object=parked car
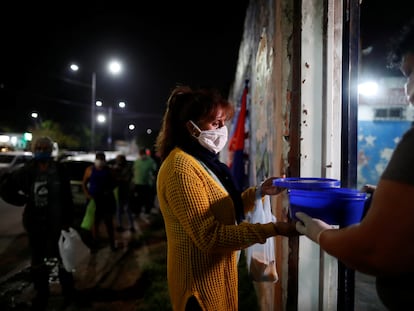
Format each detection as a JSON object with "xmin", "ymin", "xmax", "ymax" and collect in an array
[
  {"xmin": 61, "ymin": 158, "xmax": 93, "ymax": 210},
  {"xmin": 0, "ymin": 151, "xmax": 33, "ymax": 178}
]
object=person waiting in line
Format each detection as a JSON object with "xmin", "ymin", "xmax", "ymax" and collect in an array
[
  {"xmin": 295, "ymin": 19, "xmax": 414, "ymax": 310},
  {"xmin": 0, "ymin": 136, "xmax": 77, "ymax": 310},
  {"xmin": 112, "ymin": 154, "xmax": 136, "ymax": 233},
  {"xmin": 82, "ymin": 151, "xmax": 118, "ymax": 251},
  {"xmin": 155, "ymin": 85, "xmax": 298, "ymax": 311},
  {"xmin": 131, "ymin": 147, "xmax": 157, "ymax": 222}
]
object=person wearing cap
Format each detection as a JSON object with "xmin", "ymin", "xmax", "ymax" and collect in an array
[{"xmin": 0, "ymin": 136, "xmax": 76, "ymax": 310}]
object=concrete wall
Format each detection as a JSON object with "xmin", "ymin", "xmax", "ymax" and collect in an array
[
  {"xmin": 228, "ymin": 0, "xmax": 345, "ymax": 310},
  {"xmin": 228, "ymin": 0, "xmax": 295, "ymax": 309}
]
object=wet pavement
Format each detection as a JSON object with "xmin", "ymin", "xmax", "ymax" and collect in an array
[
  {"xmin": 0, "ymin": 208, "xmax": 164, "ymax": 311},
  {"xmin": 0, "ymin": 200, "xmax": 388, "ymax": 311}
]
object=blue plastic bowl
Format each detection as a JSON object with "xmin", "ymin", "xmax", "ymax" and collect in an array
[
  {"xmin": 273, "ymin": 177, "xmax": 341, "ymax": 190},
  {"xmin": 289, "ymin": 188, "xmax": 367, "ymax": 226}
]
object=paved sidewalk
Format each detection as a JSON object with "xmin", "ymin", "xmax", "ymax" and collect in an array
[
  {"xmin": 0, "ymin": 213, "xmax": 159, "ymax": 311},
  {"xmin": 0, "ymin": 204, "xmax": 387, "ymax": 310}
]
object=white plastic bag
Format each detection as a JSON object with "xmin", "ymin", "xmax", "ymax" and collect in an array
[
  {"xmin": 58, "ymin": 227, "xmax": 91, "ymax": 272},
  {"xmin": 245, "ymin": 195, "xmax": 278, "ymax": 282}
]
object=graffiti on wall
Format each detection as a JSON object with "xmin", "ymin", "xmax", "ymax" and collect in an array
[{"xmin": 251, "ymin": 27, "xmax": 275, "ymax": 183}]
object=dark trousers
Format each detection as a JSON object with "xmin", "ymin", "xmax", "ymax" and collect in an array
[
  {"xmin": 116, "ymin": 186, "xmax": 134, "ymax": 228},
  {"xmin": 131, "ymin": 184, "xmax": 154, "ymax": 214},
  {"xmin": 28, "ymin": 232, "xmax": 75, "ymax": 302},
  {"xmin": 93, "ymin": 194, "xmax": 116, "ymax": 249}
]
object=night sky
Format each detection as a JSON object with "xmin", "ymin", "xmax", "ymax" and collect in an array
[
  {"xmin": 0, "ymin": 0, "xmax": 411, "ymax": 144},
  {"xmin": 0, "ymin": 0, "xmax": 249, "ymax": 140}
]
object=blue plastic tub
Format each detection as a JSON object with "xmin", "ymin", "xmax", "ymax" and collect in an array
[
  {"xmin": 288, "ymin": 188, "xmax": 367, "ymax": 227},
  {"xmin": 273, "ymin": 177, "xmax": 341, "ymax": 190}
]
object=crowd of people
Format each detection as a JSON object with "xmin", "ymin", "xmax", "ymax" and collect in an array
[
  {"xmin": 0, "ymin": 140, "xmax": 159, "ymax": 310},
  {"xmin": 80, "ymin": 148, "xmax": 159, "ymax": 252}
]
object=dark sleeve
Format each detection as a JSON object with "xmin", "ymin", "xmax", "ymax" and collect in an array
[
  {"xmin": 0, "ymin": 167, "xmax": 29, "ymax": 206},
  {"xmin": 57, "ymin": 162, "xmax": 75, "ymax": 224},
  {"xmin": 108, "ymin": 166, "xmax": 117, "ymax": 190}
]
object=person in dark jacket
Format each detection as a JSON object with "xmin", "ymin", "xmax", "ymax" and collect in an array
[
  {"xmin": 113, "ymin": 154, "xmax": 135, "ymax": 232},
  {"xmin": 0, "ymin": 136, "xmax": 76, "ymax": 310}
]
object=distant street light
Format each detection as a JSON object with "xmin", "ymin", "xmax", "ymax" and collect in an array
[
  {"xmin": 96, "ymin": 113, "xmax": 106, "ymax": 123},
  {"xmin": 31, "ymin": 112, "xmax": 39, "ymax": 119},
  {"xmin": 358, "ymin": 81, "xmax": 379, "ymax": 97},
  {"xmin": 91, "ymin": 72, "xmax": 96, "ymax": 151},
  {"xmin": 95, "ymin": 100, "xmax": 126, "ymax": 149},
  {"xmin": 124, "ymin": 123, "xmax": 136, "ymax": 143},
  {"xmin": 69, "ymin": 59, "xmax": 123, "ymax": 151},
  {"xmin": 31, "ymin": 111, "xmax": 42, "ymax": 128}
]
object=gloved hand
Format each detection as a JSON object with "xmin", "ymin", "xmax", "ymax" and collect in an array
[{"xmin": 295, "ymin": 212, "xmax": 332, "ymax": 244}]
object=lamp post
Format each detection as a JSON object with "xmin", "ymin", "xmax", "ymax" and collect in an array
[
  {"xmin": 96, "ymin": 101, "xmax": 126, "ymax": 150},
  {"xmin": 31, "ymin": 111, "xmax": 42, "ymax": 129},
  {"xmin": 91, "ymin": 72, "xmax": 96, "ymax": 151},
  {"xmin": 108, "ymin": 106, "xmax": 113, "ymax": 148},
  {"xmin": 69, "ymin": 60, "xmax": 123, "ymax": 151},
  {"xmin": 124, "ymin": 123, "xmax": 135, "ymax": 141}
]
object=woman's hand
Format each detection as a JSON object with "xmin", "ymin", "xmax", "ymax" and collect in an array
[
  {"xmin": 260, "ymin": 176, "xmax": 286, "ymax": 196},
  {"xmin": 274, "ymin": 221, "xmax": 300, "ymax": 237},
  {"xmin": 360, "ymin": 184, "xmax": 376, "ymax": 194}
]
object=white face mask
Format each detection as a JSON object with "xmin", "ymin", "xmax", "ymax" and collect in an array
[
  {"xmin": 94, "ymin": 159, "xmax": 104, "ymax": 168},
  {"xmin": 189, "ymin": 120, "xmax": 228, "ymax": 154}
]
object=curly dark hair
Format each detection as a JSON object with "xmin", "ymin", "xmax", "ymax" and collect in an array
[
  {"xmin": 155, "ymin": 85, "xmax": 234, "ymax": 161},
  {"xmin": 387, "ymin": 19, "xmax": 414, "ymax": 69}
]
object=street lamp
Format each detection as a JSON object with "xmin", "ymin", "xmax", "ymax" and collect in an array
[
  {"xmin": 69, "ymin": 60, "xmax": 123, "ymax": 151},
  {"xmin": 125, "ymin": 124, "xmax": 135, "ymax": 140},
  {"xmin": 31, "ymin": 111, "xmax": 42, "ymax": 129},
  {"xmin": 95, "ymin": 101, "xmax": 126, "ymax": 150},
  {"xmin": 91, "ymin": 72, "xmax": 96, "ymax": 151}
]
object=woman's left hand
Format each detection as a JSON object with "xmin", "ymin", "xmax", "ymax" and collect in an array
[{"xmin": 260, "ymin": 176, "xmax": 286, "ymax": 196}]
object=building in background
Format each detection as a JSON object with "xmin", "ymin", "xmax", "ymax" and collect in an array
[
  {"xmin": 357, "ymin": 77, "xmax": 412, "ymax": 188},
  {"xmin": 0, "ymin": 132, "xmax": 32, "ymax": 152}
]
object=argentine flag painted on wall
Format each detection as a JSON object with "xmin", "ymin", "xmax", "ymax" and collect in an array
[{"xmin": 228, "ymin": 81, "xmax": 249, "ymax": 191}]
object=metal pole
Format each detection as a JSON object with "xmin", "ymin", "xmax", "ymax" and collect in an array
[
  {"xmin": 107, "ymin": 106, "xmax": 113, "ymax": 150},
  {"xmin": 91, "ymin": 72, "xmax": 96, "ymax": 151},
  {"xmin": 338, "ymin": 0, "xmax": 360, "ymax": 310}
]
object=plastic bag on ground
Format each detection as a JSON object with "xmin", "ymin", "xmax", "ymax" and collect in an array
[{"xmin": 58, "ymin": 227, "xmax": 91, "ymax": 272}]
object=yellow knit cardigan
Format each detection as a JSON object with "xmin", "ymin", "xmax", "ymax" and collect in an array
[{"xmin": 156, "ymin": 147, "xmax": 277, "ymax": 311}]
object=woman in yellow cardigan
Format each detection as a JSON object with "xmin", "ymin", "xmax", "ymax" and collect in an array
[{"xmin": 155, "ymin": 85, "xmax": 297, "ymax": 311}]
